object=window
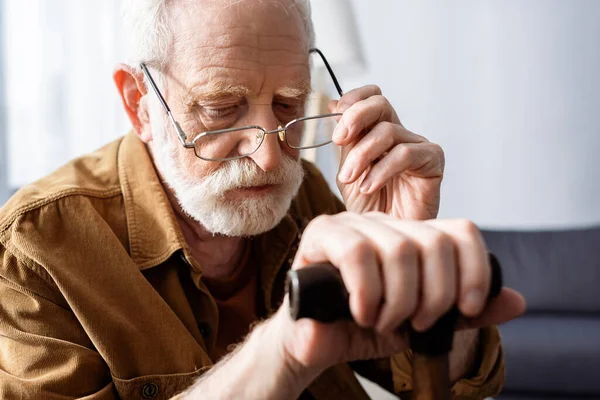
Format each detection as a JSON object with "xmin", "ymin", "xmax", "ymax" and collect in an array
[
  {"xmin": 1, "ymin": 0, "xmax": 129, "ymax": 198},
  {"xmin": 0, "ymin": 0, "xmax": 8, "ymax": 205}
]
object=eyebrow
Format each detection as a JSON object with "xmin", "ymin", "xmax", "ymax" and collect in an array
[
  {"xmin": 275, "ymin": 81, "xmax": 312, "ymax": 100},
  {"xmin": 184, "ymin": 80, "xmax": 312, "ymax": 104},
  {"xmin": 184, "ymin": 83, "xmax": 252, "ymax": 104}
]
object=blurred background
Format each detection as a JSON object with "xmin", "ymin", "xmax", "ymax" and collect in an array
[
  {"xmin": 1, "ymin": 0, "xmax": 599, "ymax": 229},
  {"xmin": 1, "ymin": 1, "xmax": 599, "ymax": 399}
]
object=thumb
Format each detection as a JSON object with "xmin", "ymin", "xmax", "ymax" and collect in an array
[
  {"xmin": 327, "ymin": 99, "xmax": 340, "ymax": 114},
  {"xmin": 457, "ymin": 288, "xmax": 526, "ymax": 330}
]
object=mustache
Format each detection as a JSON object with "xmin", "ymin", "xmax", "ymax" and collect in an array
[{"xmin": 204, "ymin": 155, "xmax": 303, "ymax": 193}]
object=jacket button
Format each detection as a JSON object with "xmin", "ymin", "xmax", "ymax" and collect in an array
[
  {"xmin": 141, "ymin": 383, "xmax": 159, "ymax": 398},
  {"xmin": 198, "ymin": 322, "xmax": 211, "ymax": 338}
]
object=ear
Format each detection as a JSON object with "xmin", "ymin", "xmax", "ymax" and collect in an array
[{"xmin": 114, "ymin": 64, "xmax": 153, "ymax": 143}]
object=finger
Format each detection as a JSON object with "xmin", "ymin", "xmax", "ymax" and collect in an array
[
  {"xmin": 327, "ymin": 99, "xmax": 339, "ymax": 114},
  {"xmin": 457, "ymin": 288, "xmax": 526, "ymax": 330},
  {"xmin": 333, "ymin": 95, "xmax": 398, "ymax": 145},
  {"xmin": 293, "ymin": 214, "xmax": 383, "ymax": 328},
  {"xmin": 369, "ymin": 216, "xmax": 458, "ymax": 332},
  {"xmin": 338, "ymin": 122, "xmax": 426, "ymax": 184},
  {"xmin": 425, "ymin": 219, "xmax": 491, "ymax": 317},
  {"xmin": 334, "ymin": 85, "xmax": 383, "ymax": 114},
  {"xmin": 358, "ymin": 142, "xmax": 445, "ymax": 194},
  {"xmin": 339, "ymin": 213, "xmax": 420, "ymax": 334}
]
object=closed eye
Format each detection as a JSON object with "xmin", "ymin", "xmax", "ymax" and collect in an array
[
  {"xmin": 203, "ymin": 105, "xmax": 239, "ymax": 119},
  {"xmin": 273, "ymin": 101, "xmax": 302, "ymax": 116}
]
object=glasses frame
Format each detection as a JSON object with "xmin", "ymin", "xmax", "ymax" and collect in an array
[{"xmin": 140, "ymin": 48, "xmax": 345, "ymax": 161}]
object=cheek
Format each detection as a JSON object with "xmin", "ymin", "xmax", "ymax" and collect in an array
[
  {"xmin": 175, "ymin": 144, "xmax": 221, "ymax": 178},
  {"xmin": 283, "ymin": 146, "xmax": 301, "ymax": 160}
]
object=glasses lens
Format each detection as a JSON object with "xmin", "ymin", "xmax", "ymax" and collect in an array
[
  {"xmin": 193, "ymin": 128, "xmax": 265, "ymax": 160},
  {"xmin": 285, "ymin": 115, "xmax": 338, "ymax": 149}
]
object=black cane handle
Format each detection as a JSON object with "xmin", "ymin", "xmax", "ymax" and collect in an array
[{"xmin": 286, "ymin": 253, "xmax": 503, "ymax": 356}]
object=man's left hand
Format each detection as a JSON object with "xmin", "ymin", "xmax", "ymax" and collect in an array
[{"xmin": 330, "ymin": 85, "xmax": 444, "ymax": 220}]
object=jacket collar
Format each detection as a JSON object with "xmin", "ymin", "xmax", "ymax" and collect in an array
[
  {"xmin": 117, "ymin": 131, "xmax": 300, "ymax": 278},
  {"xmin": 118, "ymin": 132, "xmax": 187, "ymax": 270}
]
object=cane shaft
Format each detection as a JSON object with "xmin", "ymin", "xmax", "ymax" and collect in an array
[{"xmin": 412, "ymin": 354, "xmax": 451, "ymax": 400}]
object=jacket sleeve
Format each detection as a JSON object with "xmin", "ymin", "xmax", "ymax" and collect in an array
[
  {"xmin": 391, "ymin": 326, "xmax": 505, "ymax": 399},
  {"xmin": 0, "ymin": 244, "xmax": 118, "ymax": 399}
]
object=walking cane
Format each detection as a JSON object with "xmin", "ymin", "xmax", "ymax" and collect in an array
[{"xmin": 286, "ymin": 254, "xmax": 503, "ymax": 400}]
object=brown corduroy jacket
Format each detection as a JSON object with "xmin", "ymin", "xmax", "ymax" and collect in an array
[{"xmin": 0, "ymin": 132, "xmax": 504, "ymax": 399}]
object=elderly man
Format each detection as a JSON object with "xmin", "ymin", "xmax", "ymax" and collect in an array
[{"xmin": 0, "ymin": 0, "xmax": 524, "ymax": 399}]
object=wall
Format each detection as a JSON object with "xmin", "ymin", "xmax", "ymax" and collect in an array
[
  {"xmin": 2, "ymin": 0, "xmax": 128, "ymax": 189},
  {"xmin": 336, "ymin": 0, "xmax": 600, "ymax": 229},
  {"xmin": 0, "ymin": 0, "xmax": 8, "ymax": 205}
]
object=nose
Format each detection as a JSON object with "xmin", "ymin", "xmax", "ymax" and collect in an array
[{"xmin": 247, "ymin": 113, "xmax": 285, "ymax": 172}]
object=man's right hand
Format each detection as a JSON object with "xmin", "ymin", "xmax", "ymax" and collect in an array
[{"xmin": 268, "ymin": 212, "xmax": 525, "ymax": 378}]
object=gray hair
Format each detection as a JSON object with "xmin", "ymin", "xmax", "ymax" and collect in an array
[{"xmin": 121, "ymin": 0, "xmax": 315, "ymax": 69}]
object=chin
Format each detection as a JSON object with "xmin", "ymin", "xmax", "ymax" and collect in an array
[
  {"xmin": 150, "ymin": 127, "xmax": 306, "ymax": 237},
  {"xmin": 178, "ymin": 181, "xmax": 302, "ymax": 237}
]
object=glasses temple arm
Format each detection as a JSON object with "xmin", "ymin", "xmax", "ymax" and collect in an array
[
  {"xmin": 140, "ymin": 63, "xmax": 190, "ymax": 144},
  {"xmin": 140, "ymin": 63, "xmax": 172, "ymax": 113},
  {"xmin": 310, "ymin": 48, "xmax": 344, "ymax": 97}
]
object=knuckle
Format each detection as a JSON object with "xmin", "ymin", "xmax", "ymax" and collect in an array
[
  {"xmin": 423, "ymin": 290, "xmax": 454, "ymax": 317},
  {"xmin": 371, "ymin": 131, "xmax": 395, "ymax": 156},
  {"xmin": 348, "ymin": 238, "xmax": 374, "ymax": 260},
  {"xmin": 373, "ymin": 94, "xmax": 388, "ymax": 107},
  {"xmin": 434, "ymin": 143, "xmax": 445, "ymax": 160},
  {"xmin": 430, "ymin": 143, "xmax": 446, "ymax": 172},
  {"xmin": 343, "ymin": 115, "xmax": 363, "ymax": 135},
  {"xmin": 389, "ymin": 238, "xmax": 418, "ymax": 261},
  {"xmin": 376, "ymin": 160, "xmax": 395, "ymax": 181},
  {"xmin": 469, "ymin": 279, "xmax": 488, "ymax": 294},
  {"xmin": 422, "ymin": 231, "xmax": 453, "ymax": 254},
  {"xmin": 397, "ymin": 143, "xmax": 413, "ymax": 159},
  {"xmin": 380, "ymin": 120, "xmax": 396, "ymax": 133},
  {"xmin": 308, "ymin": 214, "xmax": 333, "ymax": 230},
  {"xmin": 453, "ymin": 219, "xmax": 481, "ymax": 238},
  {"xmin": 368, "ymin": 85, "xmax": 383, "ymax": 95},
  {"xmin": 378, "ymin": 122, "xmax": 397, "ymax": 144},
  {"xmin": 373, "ymin": 96, "xmax": 393, "ymax": 120},
  {"xmin": 352, "ymin": 145, "xmax": 370, "ymax": 161},
  {"xmin": 337, "ymin": 101, "xmax": 351, "ymax": 110},
  {"xmin": 337, "ymin": 101, "xmax": 350, "ymax": 112}
]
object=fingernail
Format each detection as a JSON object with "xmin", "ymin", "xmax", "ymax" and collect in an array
[
  {"xmin": 359, "ymin": 180, "xmax": 371, "ymax": 193},
  {"xmin": 412, "ymin": 317, "xmax": 433, "ymax": 332},
  {"xmin": 333, "ymin": 120, "xmax": 347, "ymax": 141},
  {"xmin": 462, "ymin": 289, "xmax": 484, "ymax": 316},
  {"xmin": 339, "ymin": 167, "xmax": 353, "ymax": 182}
]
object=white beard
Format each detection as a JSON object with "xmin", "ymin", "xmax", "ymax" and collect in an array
[{"xmin": 147, "ymin": 100, "xmax": 305, "ymax": 237}]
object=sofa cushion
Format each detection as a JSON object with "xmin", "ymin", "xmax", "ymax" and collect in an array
[
  {"xmin": 499, "ymin": 315, "xmax": 600, "ymax": 394},
  {"xmin": 482, "ymin": 227, "xmax": 600, "ymax": 312}
]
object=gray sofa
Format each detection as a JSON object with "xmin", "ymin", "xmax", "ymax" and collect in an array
[{"xmin": 481, "ymin": 227, "xmax": 600, "ymax": 399}]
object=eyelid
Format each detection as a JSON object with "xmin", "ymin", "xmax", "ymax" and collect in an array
[
  {"xmin": 274, "ymin": 95, "xmax": 306, "ymax": 104},
  {"xmin": 199, "ymin": 99, "xmax": 243, "ymax": 108},
  {"xmin": 203, "ymin": 104, "xmax": 238, "ymax": 110},
  {"xmin": 203, "ymin": 105, "xmax": 238, "ymax": 116}
]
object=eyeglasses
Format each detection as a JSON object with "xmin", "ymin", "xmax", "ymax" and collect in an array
[{"xmin": 141, "ymin": 48, "xmax": 345, "ymax": 161}]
